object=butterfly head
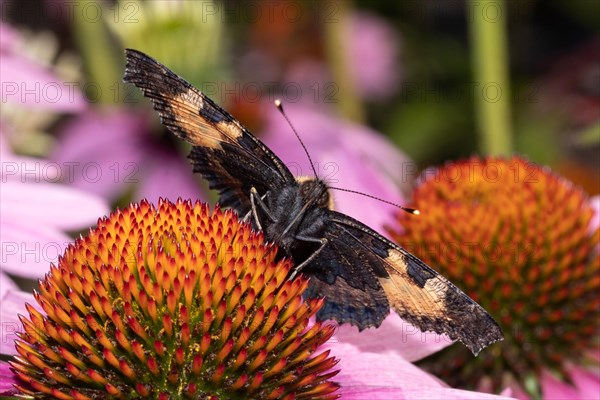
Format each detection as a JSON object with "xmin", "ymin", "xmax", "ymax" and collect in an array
[{"xmin": 296, "ymin": 177, "xmax": 334, "ymax": 210}]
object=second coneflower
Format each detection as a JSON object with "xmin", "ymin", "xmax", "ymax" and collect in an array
[
  {"xmin": 11, "ymin": 199, "xmax": 339, "ymax": 399},
  {"xmin": 388, "ymin": 156, "xmax": 599, "ymax": 399}
]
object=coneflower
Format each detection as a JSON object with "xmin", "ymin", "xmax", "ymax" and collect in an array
[
  {"xmin": 11, "ymin": 199, "xmax": 339, "ymax": 399},
  {"xmin": 388, "ymin": 156, "xmax": 599, "ymax": 398}
]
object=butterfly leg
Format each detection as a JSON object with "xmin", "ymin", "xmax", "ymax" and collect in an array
[
  {"xmin": 243, "ymin": 189, "xmax": 268, "ymax": 222},
  {"xmin": 250, "ymin": 187, "xmax": 276, "ymax": 231},
  {"xmin": 288, "ymin": 236, "xmax": 328, "ymax": 280}
]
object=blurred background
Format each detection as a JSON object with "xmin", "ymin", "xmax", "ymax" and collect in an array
[{"xmin": 2, "ymin": 0, "xmax": 598, "ymax": 211}]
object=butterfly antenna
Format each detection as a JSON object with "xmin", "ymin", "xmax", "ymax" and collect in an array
[
  {"xmin": 328, "ymin": 186, "xmax": 420, "ymax": 215},
  {"xmin": 274, "ymin": 99, "xmax": 319, "ymax": 178}
]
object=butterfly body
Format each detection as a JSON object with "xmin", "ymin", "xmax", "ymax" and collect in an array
[
  {"xmin": 263, "ymin": 179, "xmax": 325, "ymax": 244},
  {"xmin": 124, "ymin": 49, "xmax": 504, "ymax": 355}
]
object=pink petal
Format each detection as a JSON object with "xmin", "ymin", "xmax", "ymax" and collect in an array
[
  {"xmin": 0, "ymin": 272, "xmax": 18, "ymax": 297},
  {"xmin": 539, "ymin": 364, "xmax": 600, "ymax": 400},
  {"xmin": 333, "ymin": 312, "xmax": 452, "ymax": 362},
  {"xmin": 1, "ymin": 181, "xmax": 108, "ymax": 230},
  {"xmin": 134, "ymin": 150, "xmax": 202, "ymax": 206},
  {"xmin": 329, "ymin": 342, "xmax": 440, "ymax": 398},
  {"xmin": 540, "ymin": 369, "xmax": 580, "ymax": 399},
  {"xmin": 337, "ymin": 386, "xmax": 406, "ymax": 399},
  {"xmin": 1, "ymin": 152, "xmax": 52, "ymax": 178},
  {"xmin": 0, "ymin": 22, "xmax": 18, "ymax": 51},
  {"xmin": 1, "ymin": 147, "xmax": 108, "ymax": 279},
  {"xmin": 0, "ymin": 361, "xmax": 19, "ymax": 395},
  {"xmin": 0, "ymin": 217, "xmax": 71, "ymax": 278},
  {"xmin": 407, "ymin": 388, "xmax": 515, "ymax": 400},
  {"xmin": 568, "ymin": 364, "xmax": 600, "ymax": 400},
  {"xmin": 0, "ymin": 122, "xmax": 10, "ymax": 155},
  {"xmin": 0, "ymin": 290, "xmax": 35, "ymax": 356},
  {"xmin": 0, "ymin": 41, "xmax": 85, "ymax": 111},
  {"xmin": 53, "ymin": 107, "xmax": 200, "ymax": 204},
  {"xmin": 52, "ymin": 108, "xmax": 148, "ymax": 199},
  {"xmin": 328, "ymin": 340, "xmax": 512, "ymax": 399}
]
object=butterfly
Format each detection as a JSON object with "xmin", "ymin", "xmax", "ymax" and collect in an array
[{"xmin": 123, "ymin": 49, "xmax": 503, "ymax": 355}]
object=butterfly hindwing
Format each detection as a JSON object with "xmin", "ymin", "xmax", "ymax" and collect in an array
[
  {"xmin": 320, "ymin": 211, "xmax": 502, "ymax": 355},
  {"xmin": 302, "ymin": 219, "xmax": 392, "ymax": 328},
  {"xmin": 123, "ymin": 48, "xmax": 295, "ymax": 214}
]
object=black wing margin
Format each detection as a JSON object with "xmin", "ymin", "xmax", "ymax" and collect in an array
[
  {"xmin": 310, "ymin": 211, "xmax": 503, "ymax": 356},
  {"xmin": 123, "ymin": 49, "xmax": 295, "ymax": 214}
]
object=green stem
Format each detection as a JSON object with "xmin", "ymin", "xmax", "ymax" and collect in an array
[
  {"xmin": 323, "ymin": 0, "xmax": 365, "ymax": 123},
  {"xmin": 469, "ymin": 0, "xmax": 513, "ymax": 155},
  {"xmin": 73, "ymin": 0, "xmax": 121, "ymax": 105}
]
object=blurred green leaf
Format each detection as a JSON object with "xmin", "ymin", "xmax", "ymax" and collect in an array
[
  {"xmin": 573, "ymin": 122, "xmax": 600, "ymax": 147},
  {"xmin": 553, "ymin": 0, "xmax": 600, "ymax": 30},
  {"xmin": 107, "ymin": 0, "xmax": 228, "ymax": 87},
  {"xmin": 513, "ymin": 105, "xmax": 562, "ymax": 166},
  {"xmin": 385, "ymin": 97, "xmax": 476, "ymax": 166}
]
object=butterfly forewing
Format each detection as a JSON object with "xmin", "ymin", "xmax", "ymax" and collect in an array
[
  {"xmin": 124, "ymin": 49, "xmax": 504, "ymax": 355},
  {"xmin": 124, "ymin": 48, "xmax": 294, "ymax": 213}
]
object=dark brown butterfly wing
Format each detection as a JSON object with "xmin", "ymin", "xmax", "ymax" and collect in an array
[
  {"xmin": 306, "ymin": 210, "xmax": 503, "ymax": 355},
  {"xmin": 123, "ymin": 48, "xmax": 295, "ymax": 214}
]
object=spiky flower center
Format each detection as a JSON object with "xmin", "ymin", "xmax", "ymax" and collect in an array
[
  {"xmin": 388, "ymin": 157, "xmax": 599, "ymax": 396},
  {"xmin": 12, "ymin": 199, "xmax": 339, "ymax": 399}
]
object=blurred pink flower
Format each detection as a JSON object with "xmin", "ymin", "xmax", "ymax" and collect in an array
[
  {"xmin": 346, "ymin": 11, "xmax": 401, "ymax": 100},
  {"xmin": 260, "ymin": 103, "xmax": 412, "ymax": 234},
  {"xmin": 0, "ymin": 22, "xmax": 85, "ymax": 111},
  {"xmin": 504, "ymin": 363, "xmax": 600, "ymax": 400},
  {"xmin": 243, "ymin": 10, "xmax": 401, "ymax": 105},
  {"xmin": 1, "ymin": 22, "xmax": 105, "ymax": 282},
  {"xmin": 1, "ymin": 128, "xmax": 109, "ymax": 281},
  {"xmin": 282, "ymin": 12, "xmax": 403, "ymax": 103},
  {"xmin": 52, "ymin": 107, "xmax": 203, "ymax": 205},
  {"xmin": 538, "ymin": 365, "xmax": 600, "ymax": 400},
  {"xmin": 284, "ymin": 11, "xmax": 401, "ymax": 103}
]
